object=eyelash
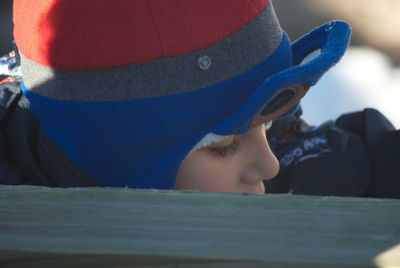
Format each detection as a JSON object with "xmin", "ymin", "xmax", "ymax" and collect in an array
[{"xmin": 207, "ymin": 139, "xmax": 239, "ymax": 158}]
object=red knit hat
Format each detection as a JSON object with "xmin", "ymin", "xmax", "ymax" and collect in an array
[
  {"xmin": 14, "ymin": 0, "xmax": 281, "ymax": 101},
  {"xmin": 15, "ymin": 0, "xmax": 269, "ymax": 69}
]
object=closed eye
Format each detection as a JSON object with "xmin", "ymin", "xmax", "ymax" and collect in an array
[{"xmin": 206, "ymin": 139, "xmax": 239, "ymax": 158}]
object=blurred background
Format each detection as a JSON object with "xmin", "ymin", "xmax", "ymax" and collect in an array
[
  {"xmin": 274, "ymin": 0, "xmax": 400, "ymax": 128},
  {"xmin": 1, "ymin": 0, "xmax": 399, "ymax": 127}
]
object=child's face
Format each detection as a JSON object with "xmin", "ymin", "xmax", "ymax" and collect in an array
[{"xmin": 175, "ymin": 125, "xmax": 279, "ymax": 194}]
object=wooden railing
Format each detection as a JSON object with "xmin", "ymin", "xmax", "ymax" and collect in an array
[{"xmin": 0, "ymin": 185, "xmax": 399, "ymax": 267}]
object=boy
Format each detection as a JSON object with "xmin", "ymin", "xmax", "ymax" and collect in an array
[{"xmin": 0, "ymin": 0, "xmax": 354, "ymax": 194}]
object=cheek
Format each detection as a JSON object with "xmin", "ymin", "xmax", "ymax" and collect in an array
[{"xmin": 175, "ymin": 153, "xmax": 239, "ymax": 192}]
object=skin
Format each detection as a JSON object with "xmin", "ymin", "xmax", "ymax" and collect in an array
[{"xmin": 175, "ymin": 124, "xmax": 279, "ymax": 194}]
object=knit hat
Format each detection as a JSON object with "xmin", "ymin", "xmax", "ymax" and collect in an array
[{"xmin": 13, "ymin": 0, "xmax": 351, "ymax": 189}]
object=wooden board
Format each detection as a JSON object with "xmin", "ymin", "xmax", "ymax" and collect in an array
[{"xmin": 0, "ymin": 185, "xmax": 399, "ymax": 267}]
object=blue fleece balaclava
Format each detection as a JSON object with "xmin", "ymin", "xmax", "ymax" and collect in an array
[{"xmin": 14, "ymin": 0, "xmax": 351, "ymax": 189}]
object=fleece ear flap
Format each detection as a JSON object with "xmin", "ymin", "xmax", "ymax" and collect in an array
[
  {"xmin": 291, "ymin": 21, "xmax": 351, "ymax": 64},
  {"xmin": 290, "ymin": 20, "xmax": 352, "ymax": 87},
  {"xmin": 213, "ymin": 20, "xmax": 351, "ymax": 135}
]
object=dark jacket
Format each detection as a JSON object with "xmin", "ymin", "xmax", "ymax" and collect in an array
[{"xmin": 265, "ymin": 107, "xmax": 400, "ymax": 198}]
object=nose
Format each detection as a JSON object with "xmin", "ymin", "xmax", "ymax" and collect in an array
[{"xmin": 240, "ymin": 126, "xmax": 280, "ymax": 184}]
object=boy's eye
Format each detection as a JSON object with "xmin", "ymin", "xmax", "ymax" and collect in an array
[{"xmin": 206, "ymin": 139, "xmax": 239, "ymax": 158}]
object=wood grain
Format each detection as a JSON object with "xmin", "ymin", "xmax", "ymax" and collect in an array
[{"xmin": 0, "ymin": 185, "xmax": 399, "ymax": 267}]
